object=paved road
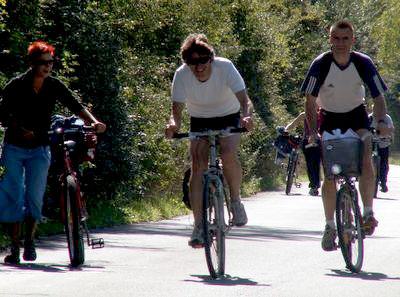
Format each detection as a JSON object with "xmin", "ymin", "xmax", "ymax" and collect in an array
[{"xmin": 1, "ymin": 166, "xmax": 400, "ymax": 297}]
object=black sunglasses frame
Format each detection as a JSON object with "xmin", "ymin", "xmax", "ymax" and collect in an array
[
  {"xmin": 34, "ymin": 59, "xmax": 55, "ymax": 66},
  {"xmin": 186, "ymin": 56, "xmax": 211, "ymax": 66}
]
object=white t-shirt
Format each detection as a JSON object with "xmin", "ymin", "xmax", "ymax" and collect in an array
[
  {"xmin": 316, "ymin": 63, "xmax": 366, "ymax": 112},
  {"xmin": 171, "ymin": 57, "xmax": 245, "ymax": 118}
]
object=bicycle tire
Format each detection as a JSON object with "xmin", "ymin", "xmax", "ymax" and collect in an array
[
  {"xmin": 64, "ymin": 174, "xmax": 85, "ymax": 267},
  {"xmin": 285, "ymin": 151, "xmax": 298, "ymax": 195},
  {"xmin": 336, "ymin": 185, "xmax": 364, "ymax": 272},
  {"xmin": 202, "ymin": 176, "xmax": 226, "ymax": 279},
  {"xmin": 373, "ymin": 155, "xmax": 380, "ymax": 198}
]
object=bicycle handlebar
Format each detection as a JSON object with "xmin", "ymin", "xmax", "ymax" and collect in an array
[
  {"xmin": 48, "ymin": 126, "xmax": 95, "ymax": 135},
  {"xmin": 172, "ymin": 127, "xmax": 248, "ymax": 139}
]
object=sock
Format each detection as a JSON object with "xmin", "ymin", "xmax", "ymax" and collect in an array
[
  {"xmin": 364, "ymin": 206, "xmax": 373, "ymax": 216},
  {"xmin": 326, "ymin": 220, "xmax": 335, "ymax": 229}
]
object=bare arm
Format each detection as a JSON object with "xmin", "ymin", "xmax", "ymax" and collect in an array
[
  {"xmin": 235, "ymin": 89, "xmax": 254, "ymax": 130},
  {"xmin": 235, "ymin": 89, "xmax": 253, "ymax": 117},
  {"xmin": 372, "ymin": 94, "xmax": 390, "ymax": 136},
  {"xmin": 305, "ymin": 94, "xmax": 318, "ymax": 141},
  {"xmin": 78, "ymin": 109, "xmax": 106, "ymax": 133},
  {"xmin": 285, "ymin": 112, "xmax": 305, "ymax": 132},
  {"xmin": 165, "ymin": 101, "xmax": 185, "ymax": 138}
]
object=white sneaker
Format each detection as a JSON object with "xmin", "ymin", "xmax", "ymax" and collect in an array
[{"xmin": 230, "ymin": 200, "xmax": 248, "ymax": 226}]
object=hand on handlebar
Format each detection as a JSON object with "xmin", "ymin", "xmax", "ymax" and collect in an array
[
  {"xmin": 92, "ymin": 121, "xmax": 107, "ymax": 133},
  {"xmin": 165, "ymin": 123, "xmax": 179, "ymax": 139},
  {"xmin": 240, "ymin": 116, "xmax": 253, "ymax": 131}
]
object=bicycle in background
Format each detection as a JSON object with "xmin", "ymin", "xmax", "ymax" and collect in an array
[
  {"xmin": 48, "ymin": 115, "xmax": 104, "ymax": 267},
  {"xmin": 273, "ymin": 127, "xmax": 302, "ymax": 195},
  {"xmin": 173, "ymin": 127, "xmax": 247, "ymax": 279},
  {"xmin": 322, "ymin": 132, "xmax": 364, "ymax": 272}
]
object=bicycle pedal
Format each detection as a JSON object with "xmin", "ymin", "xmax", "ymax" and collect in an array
[{"xmin": 90, "ymin": 238, "xmax": 105, "ymax": 249}]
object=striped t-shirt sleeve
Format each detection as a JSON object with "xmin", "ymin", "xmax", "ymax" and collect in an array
[
  {"xmin": 358, "ymin": 55, "xmax": 388, "ymax": 98},
  {"xmin": 300, "ymin": 58, "xmax": 323, "ymax": 97}
]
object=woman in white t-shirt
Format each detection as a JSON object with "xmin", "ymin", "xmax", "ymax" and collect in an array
[{"xmin": 165, "ymin": 33, "xmax": 253, "ymax": 247}]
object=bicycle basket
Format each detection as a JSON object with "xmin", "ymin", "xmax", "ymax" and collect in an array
[
  {"xmin": 273, "ymin": 135, "xmax": 291, "ymax": 156},
  {"xmin": 322, "ymin": 136, "xmax": 363, "ymax": 179},
  {"xmin": 50, "ymin": 115, "xmax": 97, "ymax": 163}
]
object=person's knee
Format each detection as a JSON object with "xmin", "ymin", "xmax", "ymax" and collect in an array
[{"xmin": 220, "ymin": 151, "xmax": 239, "ymax": 167}]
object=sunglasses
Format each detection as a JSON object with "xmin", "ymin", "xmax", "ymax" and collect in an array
[
  {"xmin": 186, "ymin": 56, "xmax": 210, "ymax": 66},
  {"xmin": 34, "ymin": 59, "xmax": 54, "ymax": 66}
]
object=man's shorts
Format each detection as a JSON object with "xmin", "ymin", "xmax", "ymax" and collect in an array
[
  {"xmin": 319, "ymin": 104, "xmax": 369, "ymax": 134},
  {"xmin": 190, "ymin": 112, "xmax": 240, "ymax": 132}
]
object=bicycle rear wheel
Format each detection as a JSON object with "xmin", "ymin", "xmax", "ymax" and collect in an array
[
  {"xmin": 285, "ymin": 151, "xmax": 298, "ymax": 195},
  {"xmin": 202, "ymin": 176, "xmax": 226, "ymax": 279},
  {"xmin": 336, "ymin": 185, "xmax": 364, "ymax": 272},
  {"xmin": 63, "ymin": 175, "xmax": 85, "ymax": 267}
]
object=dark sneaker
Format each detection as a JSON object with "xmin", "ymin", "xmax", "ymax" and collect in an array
[
  {"xmin": 380, "ymin": 184, "xmax": 388, "ymax": 193},
  {"xmin": 188, "ymin": 226, "xmax": 204, "ymax": 248},
  {"xmin": 4, "ymin": 245, "xmax": 20, "ymax": 264},
  {"xmin": 321, "ymin": 224, "xmax": 337, "ymax": 251},
  {"xmin": 309, "ymin": 188, "xmax": 319, "ymax": 196},
  {"xmin": 23, "ymin": 240, "xmax": 37, "ymax": 261},
  {"xmin": 363, "ymin": 213, "xmax": 378, "ymax": 236},
  {"xmin": 230, "ymin": 200, "xmax": 248, "ymax": 226}
]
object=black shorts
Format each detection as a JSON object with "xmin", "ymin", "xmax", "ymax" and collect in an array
[
  {"xmin": 190, "ymin": 112, "xmax": 240, "ymax": 132},
  {"xmin": 319, "ymin": 104, "xmax": 369, "ymax": 134}
]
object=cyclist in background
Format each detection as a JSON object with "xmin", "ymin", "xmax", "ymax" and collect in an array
[
  {"xmin": 369, "ymin": 112, "xmax": 394, "ymax": 193},
  {"xmin": 165, "ymin": 33, "xmax": 253, "ymax": 248},
  {"xmin": 285, "ymin": 110, "xmax": 321, "ymax": 196},
  {"xmin": 301, "ymin": 20, "xmax": 390, "ymax": 251},
  {"xmin": 0, "ymin": 41, "xmax": 106, "ymax": 264}
]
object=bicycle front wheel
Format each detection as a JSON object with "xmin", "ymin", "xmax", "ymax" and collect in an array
[
  {"xmin": 285, "ymin": 151, "xmax": 298, "ymax": 195},
  {"xmin": 202, "ymin": 176, "xmax": 226, "ymax": 279},
  {"xmin": 63, "ymin": 175, "xmax": 85, "ymax": 267},
  {"xmin": 336, "ymin": 185, "xmax": 364, "ymax": 272}
]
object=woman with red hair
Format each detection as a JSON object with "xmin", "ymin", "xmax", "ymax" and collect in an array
[{"xmin": 0, "ymin": 41, "xmax": 106, "ymax": 264}]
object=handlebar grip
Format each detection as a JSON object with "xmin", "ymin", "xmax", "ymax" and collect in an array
[
  {"xmin": 305, "ymin": 142, "xmax": 319, "ymax": 149},
  {"xmin": 230, "ymin": 127, "xmax": 248, "ymax": 133},
  {"xmin": 172, "ymin": 132, "xmax": 189, "ymax": 139}
]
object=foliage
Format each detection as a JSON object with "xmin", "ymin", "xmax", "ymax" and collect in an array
[{"xmin": 0, "ymin": 0, "xmax": 398, "ymax": 210}]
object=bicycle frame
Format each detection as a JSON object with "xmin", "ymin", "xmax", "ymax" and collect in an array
[
  {"xmin": 173, "ymin": 127, "xmax": 246, "ymax": 278},
  {"xmin": 203, "ymin": 132, "xmax": 233, "ymax": 225},
  {"xmin": 50, "ymin": 126, "xmax": 104, "ymax": 266}
]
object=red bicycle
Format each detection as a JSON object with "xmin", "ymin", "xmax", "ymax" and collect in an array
[{"xmin": 49, "ymin": 115, "xmax": 104, "ymax": 267}]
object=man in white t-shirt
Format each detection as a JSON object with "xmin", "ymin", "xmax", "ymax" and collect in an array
[
  {"xmin": 301, "ymin": 20, "xmax": 390, "ymax": 251},
  {"xmin": 369, "ymin": 113, "xmax": 395, "ymax": 192},
  {"xmin": 165, "ymin": 33, "xmax": 253, "ymax": 248}
]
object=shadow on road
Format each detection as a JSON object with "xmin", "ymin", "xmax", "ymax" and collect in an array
[
  {"xmin": 1, "ymin": 261, "xmax": 106, "ymax": 273},
  {"xmin": 327, "ymin": 269, "xmax": 400, "ymax": 281},
  {"xmin": 28, "ymin": 221, "xmax": 323, "ymax": 252},
  {"xmin": 185, "ymin": 274, "xmax": 270, "ymax": 287}
]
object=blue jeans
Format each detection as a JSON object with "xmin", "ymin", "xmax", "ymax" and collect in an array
[{"xmin": 0, "ymin": 144, "xmax": 51, "ymax": 222}]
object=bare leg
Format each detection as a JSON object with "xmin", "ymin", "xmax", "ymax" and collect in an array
[
  {"xmin": 356, "ymin": 129, "xmax": 374, "ymax": 210},
  {"xmin": 219, "ymin": 134, "xmax": 241, "ymax": 201},
  {"xmin": 321, "ymin": 178, "xmax": 337, "ymax": 221},
  {"xmin": 189, "ymin": 138, "xmax": 209, "ymax": 226}
]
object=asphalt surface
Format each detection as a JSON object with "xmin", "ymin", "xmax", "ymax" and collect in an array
[{"xmin": 1, "ymin": 166, "xmax": 400, "ymax": 297}]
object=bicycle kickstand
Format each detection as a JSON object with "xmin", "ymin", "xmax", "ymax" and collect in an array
[{"xmin": 82, "ymin": 221, "xmax": 105, "ymax": 249}]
